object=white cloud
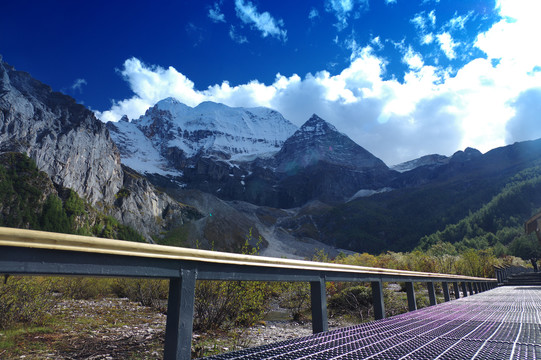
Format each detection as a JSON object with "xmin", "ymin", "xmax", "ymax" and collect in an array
[
  {"xmin": 436, "ymin": 32, "xmax": 457, "ymax": 59},
  {"xmin": 71, "ymin": 78, "xmax": 87, "ymax": 92},
  {"xmin": 448, "ymin": 11, "xmax": 472, "ymax": 30},
  {"xmin": 385, "ymin": 0, "xmax": 397, "ymax": 4},
  {"xmin": 370, "ymin": 36, "xmax": 384, "ymax": 51},
  {"xmin": 229, "ymin": 25, "xmax": 248, "ymax": 44},
  {"xmin": 506, "ymin": 87, "xmax": 541, "ymax": 143},
  {"xmin": 422, "ymin": 33, "xmax": 434, "ymax": 45},
  {"xmin": 412, "ymin": 10, "xmax": 437, "ymax": 46},
  {"xmin": 96, "ymin": 58, "xmax": 204, "ymax": 123},
  {"xmin": 208, "ymin": 3, "xmax": 226, "ymax": 23},
  {"xmin": 402, "ymin": 46, "xmax": 424, "ymax": 70},
  {"xmin": 411, "ymin": 10, "xmax": 436, "ymax": 32},
  {"xmin": 234, "ymin": 0, "xmax": 287, "ymax": 41},
  {"xmin": 325, "ymin": 0, "xmax": 369, "ymax": 30},
  {"xmin": 96, "ymin": 0, "xmax": 541, "ymax": 166},
  {"xmin": 309, "ymin": 8, "xmax": 319, "ymax": 20}
]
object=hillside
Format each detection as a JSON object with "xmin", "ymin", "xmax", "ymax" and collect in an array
[
  {"xmin": 0, "ymin": 57, "xmax": 197, "ymax": 242},
  {"xmin": 317, "ymin": 141, "xmax": 541, "ymax": 256},
  {"xmin": 0, "ymin": 152, "xmax": 145, "ymax": 241}
]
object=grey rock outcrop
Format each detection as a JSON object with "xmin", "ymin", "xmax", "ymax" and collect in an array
[
  {"xmin": 0, "ymin": 58, "xmax": 123, "ymax": 205},
  {"xmin": 0, "ymin": 57, "xmax": 194, "ymax": 240}
]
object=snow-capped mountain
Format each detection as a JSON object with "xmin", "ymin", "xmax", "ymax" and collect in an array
[
  {"xmin": 391, "ymin": 154, "xmax": 450, "ymax": 173},
  {"xmin": 272, "ymin": 114, "xmax": 393, "ymax": 206},
  {"xmin": 275, "ymin": 114, "xmax": 388, "ymax": 173},
  {"xmin": 107, "ymin": 98, "xmax": 298, "ymax": 176},
  {"xmin": 108, "ymin": 101, "xmax": 395, "ymax": 208}
]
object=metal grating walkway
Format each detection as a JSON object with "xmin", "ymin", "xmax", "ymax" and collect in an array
[{"xmin": 201, "ymin": 286, "xmax": 541, "ymax": 360}]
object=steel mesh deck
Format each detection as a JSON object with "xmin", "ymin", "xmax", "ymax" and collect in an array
[{"xmin": 201, "ymin": 286, "xmax": 541, "ymax": 360}]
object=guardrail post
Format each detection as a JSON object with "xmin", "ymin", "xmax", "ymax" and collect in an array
[
  {"xmin": 494, "ymin": 267, "xmax": 502, "ymax": 284},
  {"xmin": 164, "ymin": 269, "xmax": 197, "ymax": 360},
  {"xmin": 427, "ymin": 282, "xmax": 437, "ymax": 306},
  {"xmin": 310, "ymin": 276, "xmax": 328, "ymax": 333},
  {"xmin": 405, "ymin": 281, "xmax": 416, "ymax": 311},
  {"xmin": 453, "ymin": 282, "xmax": 460, "ymax": 299},
  {"xmin": 442, "ymin": 282, "xmax": 450, "ymax": 302},
  {"xmin": 461, "ymin": 282, "xmax": 468, "ymax": 297},
  {"xmin": 474, "ymin": 282, "xmax": 480, "ymax": 293},
  {"xmin": 371, "ymin": 281, "xmax": 385, "ymax": 320},
  {"xmin": 467, "ymin": 282, "xmax": 474, "ymax": 295}
]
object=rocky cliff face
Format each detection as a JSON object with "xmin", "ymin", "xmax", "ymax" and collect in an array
[
  {"xmin": 0, "ymin": 57, "xmax": 123, "ymax": 205},
  {"xmin": 108, "ymin": 108, "xmax": 395, "ymax": 208},
  {"xmin": 0, "ymin": 57, "xmax": 194, "ymax": 240}
]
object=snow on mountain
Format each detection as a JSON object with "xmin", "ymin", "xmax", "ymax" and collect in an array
[
  {"xmin": 347, "ymin": 187, "xmax": 393, "ymax": 202},
  {"xmin": 391, "ymin": 154, "xmax": 450, "ymax": 173},
  {"xmin": 275, "ymin": 114, "xmax": 389, "ymax": 172},
  {"xmin": 107, "ymin": 98, "xmax": 298, "ymax": 175},
  {"xmin": 107, "ymin": 116, "xmax": 182, "ymax": 177}
]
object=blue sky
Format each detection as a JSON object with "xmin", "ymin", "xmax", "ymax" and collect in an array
[{"xmin": 1, "ymin": 0, "xmax": 540, "ymax": 165}]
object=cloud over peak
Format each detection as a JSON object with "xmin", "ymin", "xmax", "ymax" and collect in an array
[{"xmin": 95, "ymin": 0, "xmax": 541, "ymax": 166}]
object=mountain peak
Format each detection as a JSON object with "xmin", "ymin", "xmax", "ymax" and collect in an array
[
  {"xmin": 275, "ymin": 114, "xmax": 388, "ymax": 173},
  {"xmin": 451, "ymin": 147, "xmax": 482, "ymax": 163},
  {"xmin": 154, "ymin": 97, "xmax": 190, "ymax": 114},
  {"xmin": 299, "ymin": 114, "xmax": 338, "ymax": 135}
]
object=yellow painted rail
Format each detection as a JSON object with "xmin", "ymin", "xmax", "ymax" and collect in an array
[
  {"xmin": 0, "ymin": 226, "xmax": 498, "ymax": 360},
  {"xmin": 0, "ymin": 226, "xmax": 492, "ymax": 282}
]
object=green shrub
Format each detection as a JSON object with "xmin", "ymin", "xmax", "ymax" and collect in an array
[
  {"xmin": 383, "ymin": 288, "xmax": 408, "ymax": 317},
  {"xmin": 53, "ymin": 277, "xmax": 113, "ymax": 300},
  {"xmin": 277, "ymin": 282, "xmax": 311, "ymax": 322},
  {"xmin": 0, "ymin": 276, "xmax": 54, "ymax": 329},
  {"xmin": 110, "ymin": 278, "xmax": 169, "ymax": 312},
  {"xmin": 194, "ymin": 280, "xmax": 273, "ymax": 331},
  {"xmin": 329, "ymin": 285, "xmax": 373, "ymax": 321}
]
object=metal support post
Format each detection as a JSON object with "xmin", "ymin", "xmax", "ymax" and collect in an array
[
  {"xmin": 427, "ymin": 282, "xmax": 437, "ymax": 306},
  {"xmin": 164, "ymin": 269, "xmax": 197, "ymax": 360},
  {"xmin": 453, "ymin": 282, "xmax": 460, "ymax": 299},
  {"xmin": 442, "ymin": 282, "xmax": 450, "ymax": 302},
  {"xmin": 474, "ymin": 282, "xmax": 479, "ymax": 294},
  {"xmin": 405, "ymin": 281, "xmax": 417, "ymax": 311},
  {"xmin": 461, "ymin": 282, "xmax": 468, "ymax": 297},
  {"xmin": 310, "ymin": 276, "xmax": 328, "ymax": 333},
  {"xmin": 371, "ymin": 281, "xmax": 385, "ymax": 320},
  {"xmin": 467, "ymin": 282, "xmax": 474, "ymax": 295}
]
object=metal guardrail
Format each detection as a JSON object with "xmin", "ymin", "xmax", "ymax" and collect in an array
[
  {"xmin": 0, "ymin": 227, "xmax": 497, "ymax": 360},
  {"xmin": 493, "ymin": 265, "xmax": 533, "ymax": 284}
]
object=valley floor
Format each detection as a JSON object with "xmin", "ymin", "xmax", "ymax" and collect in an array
[{"xmin": 0, "ymin": 298, "xmax": 354, "ymax": 359}]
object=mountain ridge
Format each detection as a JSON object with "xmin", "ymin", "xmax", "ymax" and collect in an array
[
  {"xmin": 0, "ymin": 57, "xmax": 196, "ymax": 241},
  {"xmin": 2, "ymin": 57, "xmax": 541, "ymax": 259},
  {"xmin": 108, "ymin": 102, "xmax": 395, "ymax": 208}
]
